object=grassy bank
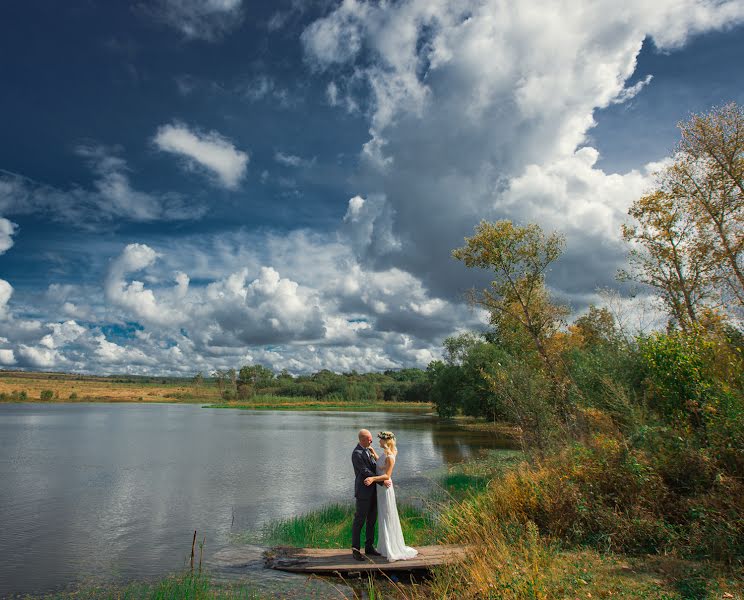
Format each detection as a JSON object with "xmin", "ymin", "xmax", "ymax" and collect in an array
[
  {"xmin": 206, "ymin": 397, "xmax": 432, "ymax": 412},
  {"xmin": 249, "ymin": 448, "xmax": 743, "ymax": 599}
]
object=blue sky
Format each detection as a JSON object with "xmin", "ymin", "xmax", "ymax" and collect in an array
[{"xmin": 0, "ymin": 0, "xmax": 743, "ymax": 375}]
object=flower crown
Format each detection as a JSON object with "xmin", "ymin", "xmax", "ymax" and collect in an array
[{"xmin": 377, "ymin": 431, "xmax": 395, "ymax": 440}]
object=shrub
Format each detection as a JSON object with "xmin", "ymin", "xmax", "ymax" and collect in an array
[
  {"xmin": 69, "ymin": 392, "xmax": 78, "ymax": 400},
  {"xmin": 447, "ymin": 431, "xmax": 744, "ymax": 562},
  {"xmin": 40, "ymin": 389, "xmax": 54, "ymax": 401}
]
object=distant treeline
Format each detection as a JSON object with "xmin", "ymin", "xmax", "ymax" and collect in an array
[{"xmin": 203, "ymin": 366, "xmax": 432, "ymax": 403}]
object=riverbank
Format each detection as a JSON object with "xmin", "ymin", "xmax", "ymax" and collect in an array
[
  {"xmin": 0, "ymin": 371, "xmax": 432, "ymax": 412},
  {"xmin": 259, "ymin": 448, "xmax": 743, "ymax": 599},
  {"xmin": 205, "ymin": 398, "xmax": 432, "ymax": 412}
]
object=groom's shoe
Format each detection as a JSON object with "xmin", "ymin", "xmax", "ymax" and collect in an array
[
  {"xmin": 352, "ymin": 548, "xmax": 364, "ymax": 561},
  {"xmin": 365, "ymin": 548, "xmax": 382, "ymax": 556}
]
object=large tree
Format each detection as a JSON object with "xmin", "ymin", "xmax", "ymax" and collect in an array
[
  {"xmin": 621, "ymin": 189, "xmax": 716, "ymax": 330},
  {"xmin": 453, "ymin": 220, "xmax": 567, "ymax": 369},
  {"xmin": 675, "ymin": 102, "xmax": 744, "ymax": 311},
  {"xmin": 623, "ymin": 103, "xmax": 744, "ymax": 326}
]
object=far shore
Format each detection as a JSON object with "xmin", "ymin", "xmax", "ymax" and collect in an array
[{"xmin": 0, "ymin": 370, "xmax": 434, "ymax": 412}]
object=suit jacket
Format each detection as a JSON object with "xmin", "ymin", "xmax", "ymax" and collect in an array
[{"xmin": 352, "ymin": 443, "xmax": 380, "ymax": 499}]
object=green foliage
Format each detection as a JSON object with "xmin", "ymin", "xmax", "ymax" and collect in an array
[
  {"xmin": 0, "ymin": 390, "xmax": 29, "ymax": 401},
  {"xmin": 40, "ymin": 389, "xmax": 54, "ymax": 401}
]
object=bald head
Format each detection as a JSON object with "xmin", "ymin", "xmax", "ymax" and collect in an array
[{"xmin": 358, "ymin": 429, "xmax": 373, "ymax": 448}]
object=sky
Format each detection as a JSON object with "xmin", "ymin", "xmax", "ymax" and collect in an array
[{"xmin": 0, "ymin": 0, "xmax": 743, "ymax": 376}]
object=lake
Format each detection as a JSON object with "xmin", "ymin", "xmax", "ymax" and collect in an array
[{"xmin": 0, "ymin": 403, "xmax": 511, "ymax": 597}]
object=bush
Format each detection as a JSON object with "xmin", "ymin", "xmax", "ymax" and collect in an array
[
  {"xmin": 69, "ymin": 392, "xmax": 78, "ymax": 400},
  {"xmin": 40, "ymin": 389, "xmax": 54, "ymax": 401},
  {"xmin": 450, "ymin": 430, "xmax": 744, "ymax": 562}
]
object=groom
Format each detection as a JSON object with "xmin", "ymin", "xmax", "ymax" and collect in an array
[{"xmin": 351, "ymin": 429, "xmax": 391, "ymax": 560}]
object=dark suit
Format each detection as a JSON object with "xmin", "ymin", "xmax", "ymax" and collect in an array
[{"xmin": 351, "ymin": 443, "xmax": 380, "ymax": 551}]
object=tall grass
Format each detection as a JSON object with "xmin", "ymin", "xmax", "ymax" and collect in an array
[{"xmin": 258, "ymin": 502, "xmax": 438, "ymax": 549}]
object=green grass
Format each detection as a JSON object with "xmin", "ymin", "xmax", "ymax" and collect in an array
[
  {"xmin": 29, "ymin": 572, "xmax": 259, "ymax": 600},
  {"xmin": 253, "ymin": 502, "xmax": 439, "ymax": 549},
  {"xmin": 206, "ymin": 395, "xmax": 432, "ymax": 412},
  {"xmin": 439, "ymin": 472, "xmax": 489, "ymax": 497}
]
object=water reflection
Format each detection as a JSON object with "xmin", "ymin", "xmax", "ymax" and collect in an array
[{"xmin": 0, "ymin": 403, "xmax": 512, "ymax": 597}]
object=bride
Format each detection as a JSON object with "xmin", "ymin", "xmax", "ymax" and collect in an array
[{"xmin": 364, "ymin": 431, "xmax": 418, "ymax": 561}]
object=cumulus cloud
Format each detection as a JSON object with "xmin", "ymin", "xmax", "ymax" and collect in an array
[
  {"xmin": 0, "ymin": 217, "xmax": 17, "ymax": 254},
  {"xmin": 205, "ymin": 266, "xmax": 326, "ymax": 345},
  {"xmin": 0, "ymin": 348, "xmax": 15, "ymax": 365},
  {"xmin": 139, "ymin": 0, "xmax": 244, "ymax": 41},
  {"xmin": 154, "ymin": 122, "xmax": 249, "ymax": 189},
  {"xmin": 343, "ymin": 194, "xmax": 401, "ymax": 259},
  {"xmin": 0, "ymin": 279, "xmax": 12, "ymax": 319},
  {"xmin": 105, "ymin": 243, "xmax": 185, "ymax": 326},
  {"xmin": 302, "ymin": 0, "xmax": 744, "ymax": 306}
]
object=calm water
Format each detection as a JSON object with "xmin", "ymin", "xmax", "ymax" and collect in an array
[{"xmin": 0, "ymin": 403, "xmax": 509, "ymax": 597}]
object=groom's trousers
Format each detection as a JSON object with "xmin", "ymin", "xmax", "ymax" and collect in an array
[{"xmin": 351, "ymin": 493, "xmax": 378, "ymax": 550}]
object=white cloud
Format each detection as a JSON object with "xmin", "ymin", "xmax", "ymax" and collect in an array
[
  {"xmin": 154, "ymin": 122, "xmax": 249, "ymax": 189},
  {"xmin": 0, "ymin": 348, "xmax": 15, "ymax": 365},
  {"xmin": 612, "ymin": 74, "xmax": 654, "ymax": 104},
  {"xmin": 0, "ymin": 279, "xmax": 12, "ymax": 319},
  {"xmin": 343, "ymin": 194, "xmax": 401, "ymax": 258},
  {"xmin": 274, "ymin": 151, "xmax": 314, "ymax": 168},
  {"xmin": 0, "ymin": 217, "xmax": 17, "ymax": 254},
  {"xmin": 105, "ymin": 243, "xmax": 185, "ymax": 326},
  {"xmin": 18, "ymin": 344, "xmax": 59, "ymax": 369},
  {"xmin": 140, "ymin": 0, "xmax": 244, "ymax": 41}
]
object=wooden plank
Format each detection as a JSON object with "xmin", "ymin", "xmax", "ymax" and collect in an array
[{"xmin": 265, "ymin": 544, "xmax": 469, "ymax": 574}]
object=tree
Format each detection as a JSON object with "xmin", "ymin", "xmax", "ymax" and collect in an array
[
  {"xmin": 622, "ymin": 103, "xmax": 744, "ymax": 326},
  {"xmin": 192, "ymin": 371, "xmax": 204, "ymax": 389},
  {"xmin": 674, "ymin": 103, "xmax": 744, "ymax": 311},
  {"xmin": 238, "ymin": 364, "xmax": 274, "ymax": 387},
  {"xmin": 452, "ymin": 220, "xmax": 568, "ymax": 375},
  {"xmin": 621, "ymin": 189, "xmax": 716, "ymax": 330},
  {"xmin": 573, "ymin": 306, "xmax": 621, "ymax": 348},
  {"xmin": 211, "ymin": 369, "xmax": 228, "ymax": 394}
]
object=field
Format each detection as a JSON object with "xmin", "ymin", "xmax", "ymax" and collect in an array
[{"xmin": 0, "ymin": 370, "xmax": 218, "ymax": 403}]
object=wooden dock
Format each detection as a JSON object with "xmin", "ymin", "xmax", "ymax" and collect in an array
[{"xmin": 265, "ymin": 544, "xmax": 469, "ymax": 574}]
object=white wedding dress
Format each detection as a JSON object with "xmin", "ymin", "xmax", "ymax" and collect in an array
[{"xmin": 375, "ymin": 453, "xmax": 418, "ymax": 561}]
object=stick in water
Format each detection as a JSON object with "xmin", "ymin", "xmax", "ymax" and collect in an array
[{"xmin": 190, "ymin": 530, "xmax": 196, "ymax": 571}]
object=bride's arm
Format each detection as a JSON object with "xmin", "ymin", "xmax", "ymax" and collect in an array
[{"xmin": 366, "ymin": 455, "xmax": 395, "ymax": 483}]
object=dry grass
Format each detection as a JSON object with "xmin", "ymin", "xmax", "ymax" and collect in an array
[{"xmin": 0, "ymin": 370, "xmax": 219, "ymax": 403}]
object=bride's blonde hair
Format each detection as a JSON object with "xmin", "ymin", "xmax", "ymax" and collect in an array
[{"xmin": 380, "ymin": 437, "xmax": 397, "ymax": 456}]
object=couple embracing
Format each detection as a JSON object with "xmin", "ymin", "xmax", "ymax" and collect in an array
[{"xmin": 351, "ymin": 429, "xmax": 418, "ymax": 562}]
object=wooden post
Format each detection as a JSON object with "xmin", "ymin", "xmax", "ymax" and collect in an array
[{"xmin": 190, "ymin": 530, "xmax": 196, "ymax": 571}]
